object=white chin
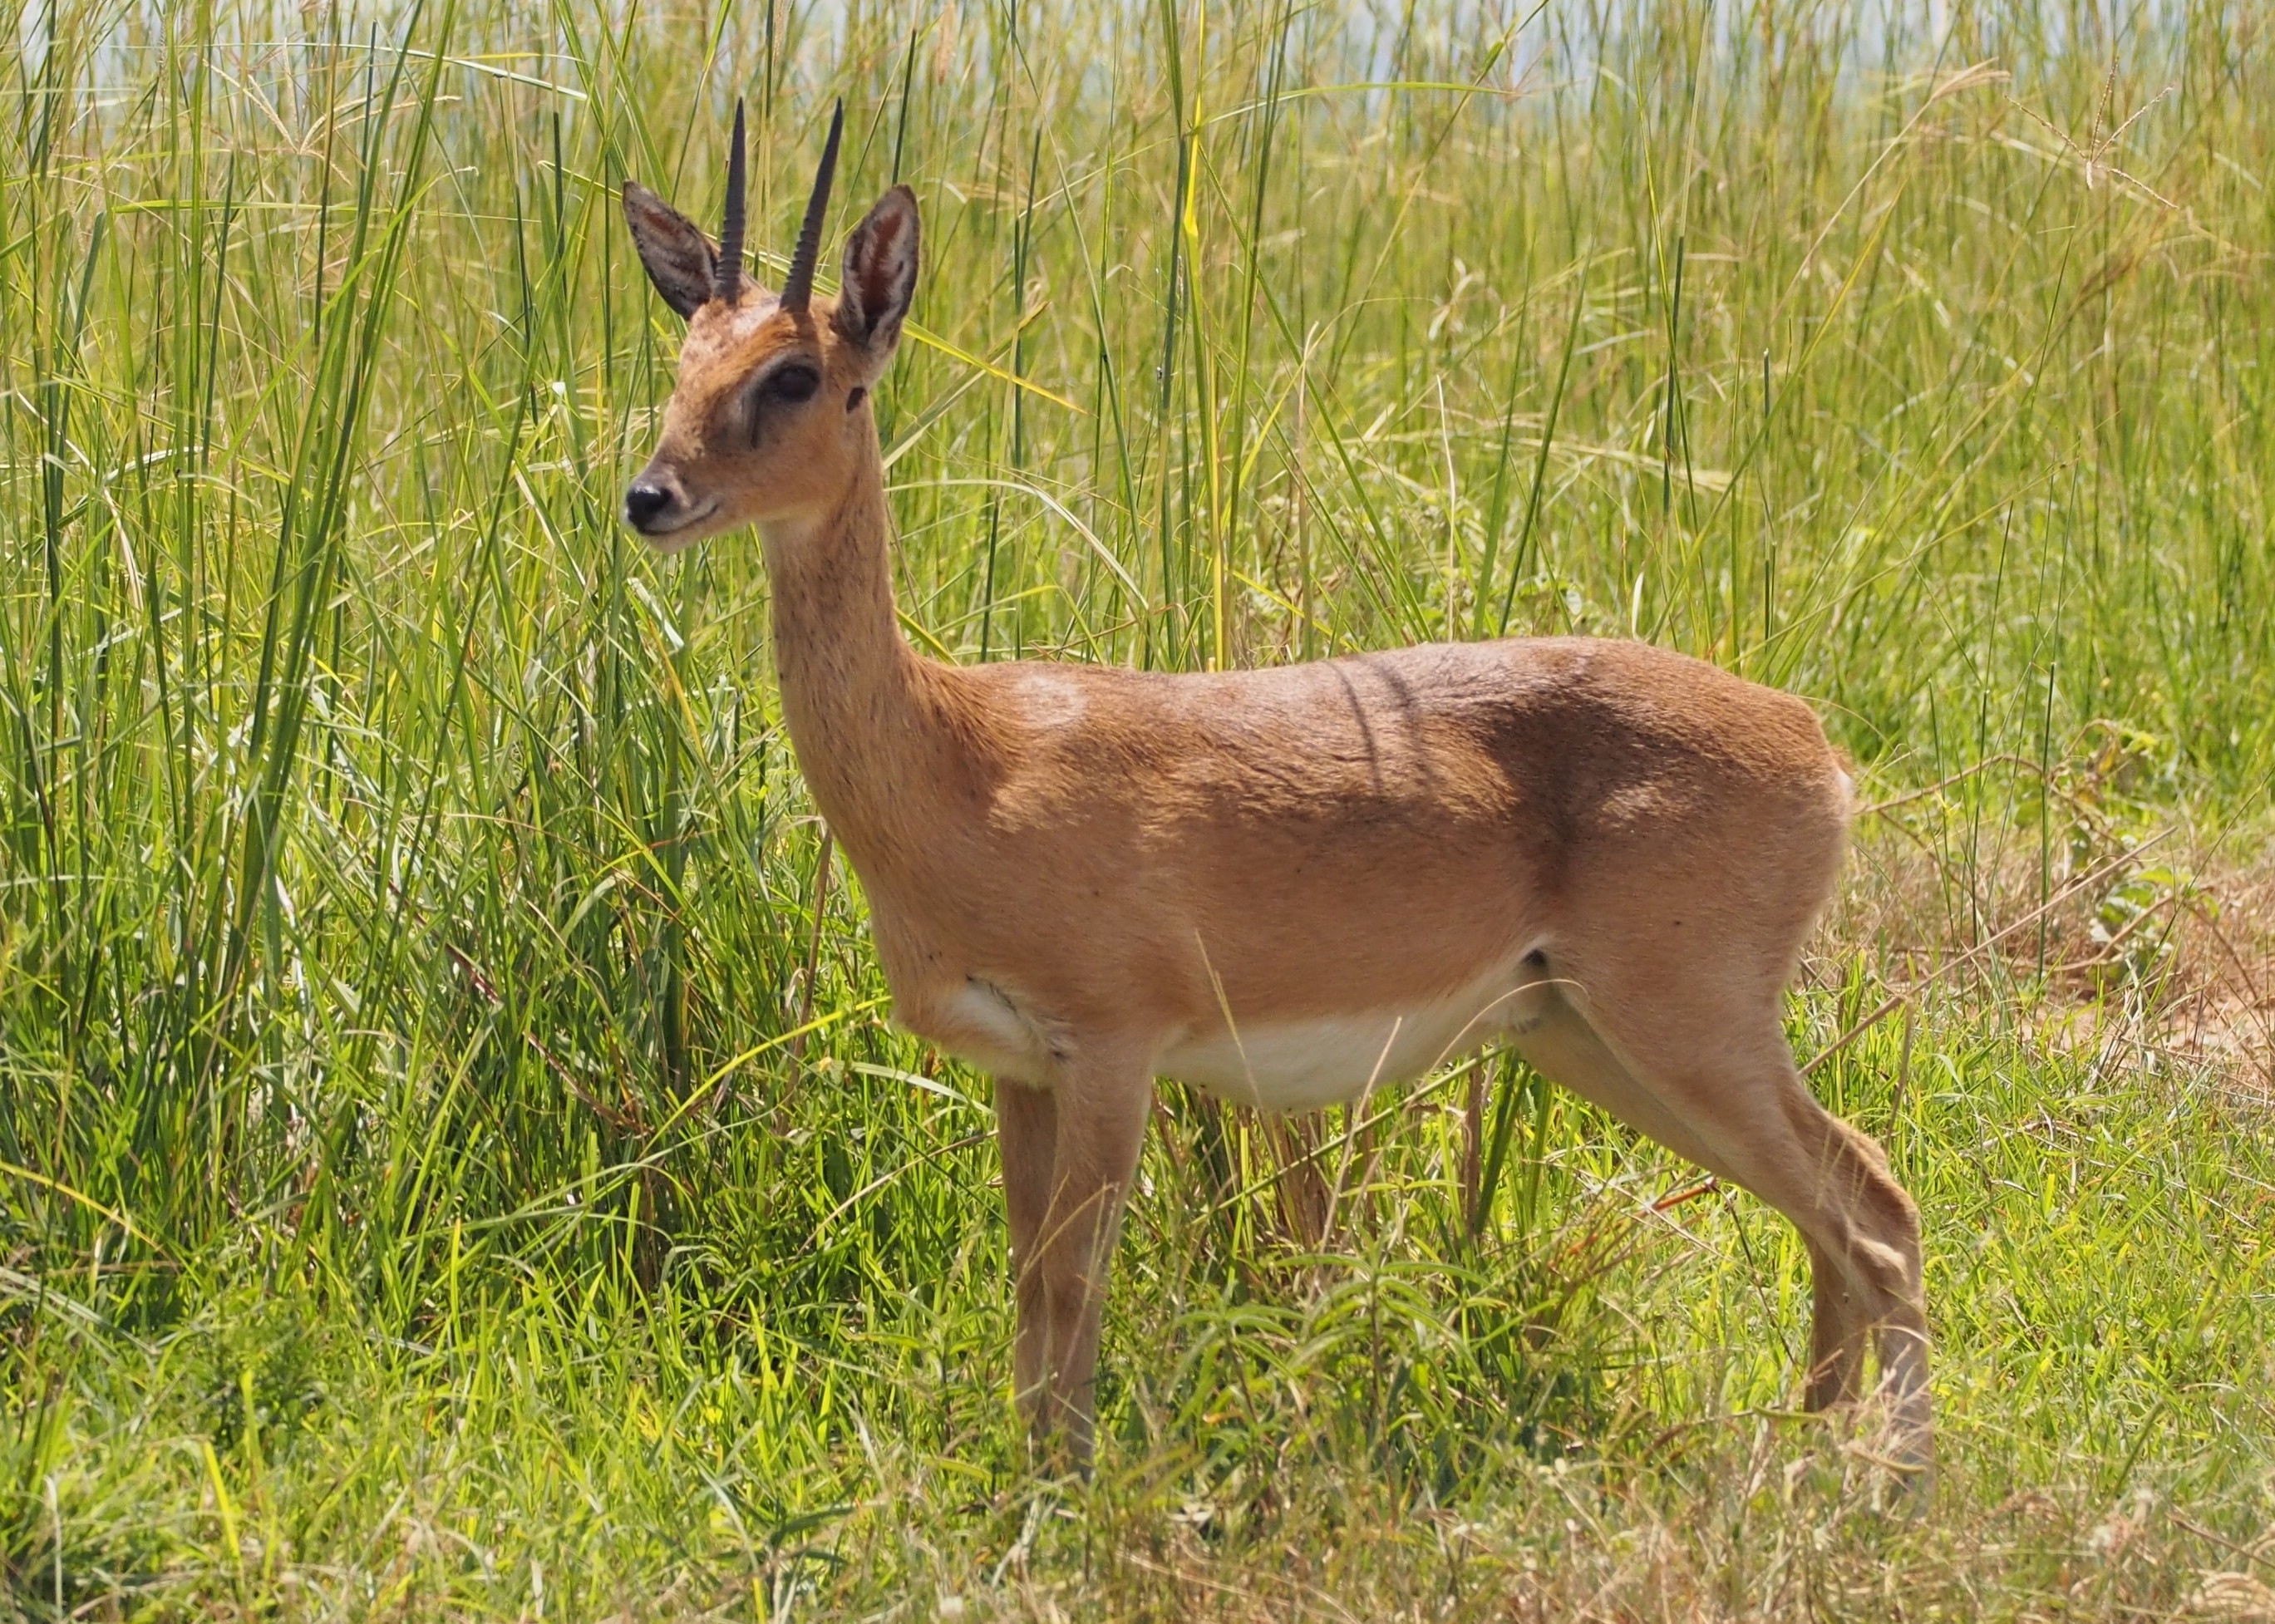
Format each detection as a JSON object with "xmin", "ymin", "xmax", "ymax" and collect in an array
[{"xmin": 633, "ymin": 500, "xmax": 723, "ymax": 552}]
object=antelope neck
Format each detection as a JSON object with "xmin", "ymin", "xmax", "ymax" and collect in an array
[{"xmin": 757, "ymin": 427, "xmax": 933, "ymax": 859}]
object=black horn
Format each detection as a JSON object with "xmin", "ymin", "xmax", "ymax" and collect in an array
[
  {"xmin": 780, "ymin": 100, "xmax": 844, "ymax": 314},
  {"xmin": 715, "ymin": 98, "xmax": 748, "ymax": 303}
]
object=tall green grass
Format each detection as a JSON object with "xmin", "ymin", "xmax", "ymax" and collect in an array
[{"xmin": 2, "ymin": 0, "xmax": 2270, "ymax": 1617}]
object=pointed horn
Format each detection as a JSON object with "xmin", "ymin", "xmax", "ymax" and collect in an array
[
  {"xmin": 715, "ymin": 98, "xmax": 748, "ymax": 303},
  {"xmin": 780, "ymin": 99, "xmax": 844, "ymax": 314}
]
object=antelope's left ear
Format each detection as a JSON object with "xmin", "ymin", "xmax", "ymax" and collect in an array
[{"xmin": 834, "ymin": 186, "xmax": 920, "ymax": 368}]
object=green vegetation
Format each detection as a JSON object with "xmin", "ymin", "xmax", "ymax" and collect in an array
[{"xmin": 2, "ymin": 0, "xmax": 2270, "ymax": 1616}]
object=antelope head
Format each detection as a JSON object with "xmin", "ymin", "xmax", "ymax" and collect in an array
[{"xmin": 621, "ymin": 100, "xmax": 920, "ymax": 549}]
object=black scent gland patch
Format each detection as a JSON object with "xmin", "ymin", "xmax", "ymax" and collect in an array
[
  {"xmin": 1523, "ymin": 948, "xmax": 1548, "ymax": 968},
  {"xmin": 846, "ymin": 386, "xmax": 867, "ymax": 412}
]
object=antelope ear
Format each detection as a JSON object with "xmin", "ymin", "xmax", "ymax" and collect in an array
[
  {"xmin": 834, "ymin": 186, "xmax": 920, "ymax": 364},
  {"xmin": 623, "ymin": 181, "xmax": 718, "ymax": 319}
]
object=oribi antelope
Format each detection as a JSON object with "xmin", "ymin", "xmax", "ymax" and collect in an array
[{"xmin": 619, "ymin": 101, "xmax": 1932, "ymax": 1474}]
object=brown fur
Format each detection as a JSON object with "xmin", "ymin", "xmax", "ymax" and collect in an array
[{"xmin": 623, "ymin": 178, "xmax": 1932, "ymax": 1476}]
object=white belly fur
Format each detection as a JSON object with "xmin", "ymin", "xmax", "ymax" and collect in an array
[{"xmin": 1159, "ymin": 970, "xmax": 1550, "ymax": 1113}]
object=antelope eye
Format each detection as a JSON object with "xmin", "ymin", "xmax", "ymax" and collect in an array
[{"xmin": 761, "ymin": 364, "xmax": 820, "ymax": 404}]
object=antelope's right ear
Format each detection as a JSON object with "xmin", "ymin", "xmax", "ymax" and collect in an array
[{"xmin": 623, "ymin": 181, "xmax": 717, "ymax": 320}]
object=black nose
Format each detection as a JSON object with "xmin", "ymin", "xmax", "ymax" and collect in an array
[{"xmin": 624, "ymin": 482, "xmax": 674, "ymax": 529}]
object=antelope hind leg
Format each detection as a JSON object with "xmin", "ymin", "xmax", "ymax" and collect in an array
[
  {"xmin": 1605, "ymin": 1013, "xmax": 1933, "ymax": 1476},
  {"xmin": 1516, "ymin": 988, "xmax": 1932, "ymax": 1477}
]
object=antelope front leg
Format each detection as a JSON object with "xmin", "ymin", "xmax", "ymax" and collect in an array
[
  {"xmin": 1032, "ymin": 1055, "xmax": 1153, "ymax": 1468},
  {"xmin": 994, "ymin": 1077, "xmax": 1057, "ymax": 1435}
]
